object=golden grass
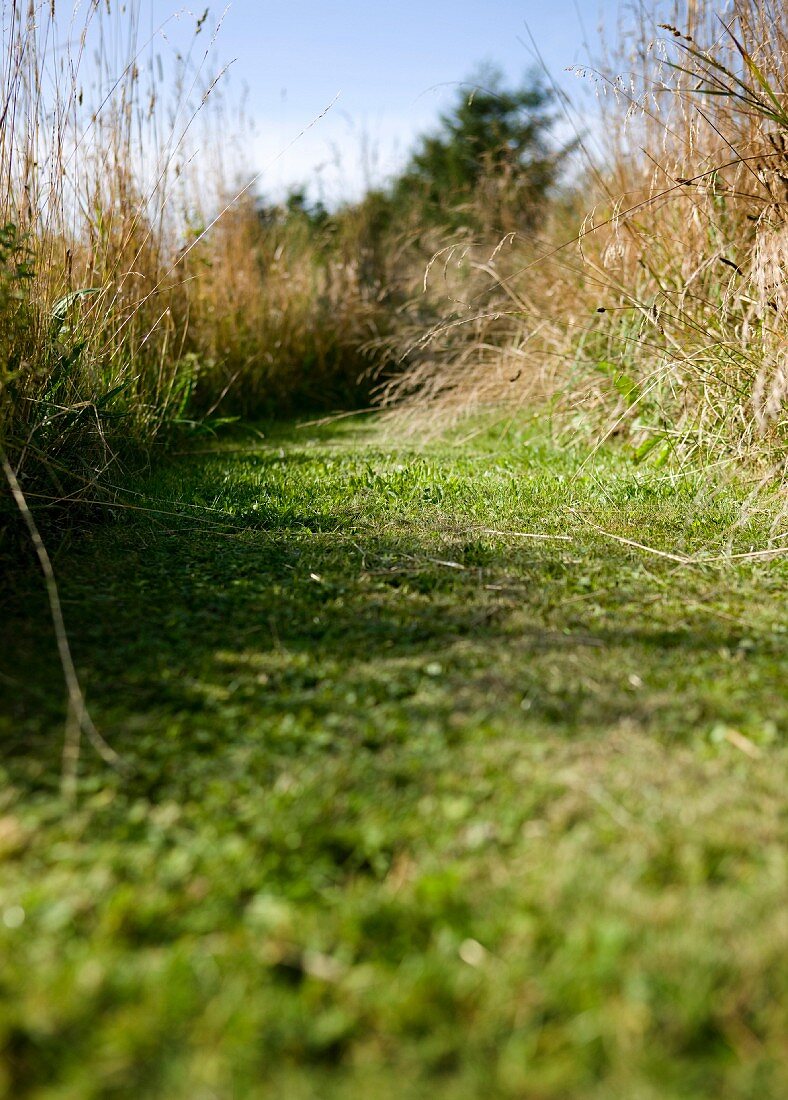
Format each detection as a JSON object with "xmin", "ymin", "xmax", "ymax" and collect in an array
[
  {"xmin": 381, "ymin": 0, "xmax": 788, "ymax": 498},
  {"xmin": 0, "ymin": 2, "xmax": 391, "ymax": 503},
  {"xmin": 2, "ymin": 0, "xmax": 786, "ymax": 522},
  {"xmin": 0, "ymin": 1, "xmax": 206, "ymax": 492}
]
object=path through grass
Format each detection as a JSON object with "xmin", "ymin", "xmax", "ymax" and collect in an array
[{"xmin": 1, "ymin": 420, "xmax": 786, "ymax": 1099}]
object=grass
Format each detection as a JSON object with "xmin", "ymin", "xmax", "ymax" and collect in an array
[
  {"xmin": 381, "ymin": 1, "xmax": 788, "ymax": 484},
  {"xmin": 3, "ymin": 5, "xmax": 785, "ymax": 1091},
  {"xmin": 0, "ymin": 1, "xmax": 403, "ymax": 504},
  {"xmin": 1, "ymin": 417, "xmax": 786, "ymax": 1099},
  {"xmin": 4, "ymin": 0, "xmax": 787, "ymax": 519}
]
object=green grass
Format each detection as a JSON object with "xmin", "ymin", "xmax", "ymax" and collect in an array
[{"xmin": 1, "ymin": 418, "xmax": 786, "ymax": 1099}]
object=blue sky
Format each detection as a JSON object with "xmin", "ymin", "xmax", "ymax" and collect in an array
[
  {"xmin": 146, "ymin": 0, "xmax": 633, "ymax": 203},
  {"xmin": 188, "ymin": 0, "xmax": 628, "ymax": 202}
]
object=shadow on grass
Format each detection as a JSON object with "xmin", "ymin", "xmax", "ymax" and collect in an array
[{"xmin": 1, "ymin": 460, "xmax": 777, "ymax": 797}]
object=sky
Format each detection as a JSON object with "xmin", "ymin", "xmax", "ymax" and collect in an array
[{"xmin": 182, "ymin": 0, "xmax": 626, "ymax": 204}]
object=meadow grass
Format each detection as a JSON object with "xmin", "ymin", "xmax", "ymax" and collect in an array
[
  {"xmin": 1, "ymin": 418, "xmax": 786, "ymax": 1099},
  {"xmin": 380, "ymin": 1, "xmax": 788, "ymax": 489},
  {"xmin": 1, "ymin": 5, "xmax": 787, "ymax": 1094},
  {"xmin": 2, "ymin": 0, "xmax": 787, "ymax": 524},
  {"xmin": 0, "ymin": 1, "xmax": 391, "ymax": 509}
]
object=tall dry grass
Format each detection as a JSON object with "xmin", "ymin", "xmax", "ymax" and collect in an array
[
  {"xmin": 0, "ymin": 1, "xmax": 395, "ymax": 522},
  {"xmin": 4, "ymin": 0, "xmax": 787, "ymax": 527},
  {"xmin": 0, "ymin": 0, "xmax": 220, "ymax": 508},
  {"xmin": 181, "ymin": 193, "xmax": 400, "ymax": 417},
  {"xmin": 382, "ymin": 0, "xmax": 788, "ymax": 493}
]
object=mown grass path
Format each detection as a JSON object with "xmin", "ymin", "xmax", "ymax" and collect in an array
[{"xmin": 1, "ymin": 420, "xmax": 786, "ymax": 1099}]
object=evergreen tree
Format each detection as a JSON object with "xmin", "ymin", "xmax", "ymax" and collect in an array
[{"xmin": 393, "ymin": 67, "xmax": 568, "ymax": 232}]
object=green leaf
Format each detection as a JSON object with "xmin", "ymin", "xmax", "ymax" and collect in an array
[
  {"xmin": 94, "ymin": 380, "xmax": 134, "ymax": 410},
  {"xmin": 51, "ymin": 287, "xmax": 102, "ymax": 324},
  {"xmin": 633, "ymin": 433, "xmax": 669, "ymax": 464},
  {"xmin": 595, "ymin": 360, "xmax": 641, "ymax": 406},
  {"xmin": 725, "ymin": 26, "xmax": 788, "ymax": 124}
]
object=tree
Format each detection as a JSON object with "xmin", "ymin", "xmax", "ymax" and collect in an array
[{"xmin": 392, "ymin": 67, "xmax": 569, "ymax": 233}]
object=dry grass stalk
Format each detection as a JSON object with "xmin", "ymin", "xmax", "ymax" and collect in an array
[{"xmin": 380, "ymin": 0, "xmax": 787, "ymax": 500}]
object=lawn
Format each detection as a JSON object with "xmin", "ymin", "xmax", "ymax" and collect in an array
[{"xmin": 0, "ymin": 418, "xmax": 786, "ymax": 1099}]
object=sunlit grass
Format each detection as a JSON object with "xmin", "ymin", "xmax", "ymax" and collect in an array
[{"xmin": 1, "ymin": 419, "xmax": 785, "ymax": 1098}]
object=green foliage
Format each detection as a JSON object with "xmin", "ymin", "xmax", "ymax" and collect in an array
[
  {"xmin": 663, "ymin": 20, "xmax": 788, "ymax": 130},
  {"xmin": 0, "ymin": 223, "xmax": 37, "ymax": 391},
  {"xmin": 391, "ymin": 67, "xmax": 569, "ymax": 232},
  {"xmin": 257, "ymin": 188, "xmax": 331, "ymax": 232},
  {"xmin": 1, "ymin": 420, "xmax": 786, "ymax": 1098},
  {"xmin": 49, "ymin": 287, "xmax": 102, "ymax": 330}
]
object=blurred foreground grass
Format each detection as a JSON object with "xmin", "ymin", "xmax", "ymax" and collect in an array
[{"xmin": 0, "ymin": 419, "xmax": 786, "ymax": 1099}]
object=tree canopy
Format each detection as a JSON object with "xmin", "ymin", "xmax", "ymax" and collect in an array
[{"xmin": 391, "ymin": 67, "xmax": 569, "ymax": 232}]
